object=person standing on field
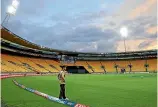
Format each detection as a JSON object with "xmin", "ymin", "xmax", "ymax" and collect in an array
[{"xmin": 58, "ymin": 66, "xmax": 68, "ymax": 100}]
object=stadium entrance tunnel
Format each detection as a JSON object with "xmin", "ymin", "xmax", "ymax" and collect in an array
[{"xmin": 66, "ymin": 66, "xmax": 89, "ymax": 74}]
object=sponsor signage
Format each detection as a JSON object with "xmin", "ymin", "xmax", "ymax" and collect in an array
[{"xmin": 13, "ymin": 80, "xmax": 89, "ymax": 107}]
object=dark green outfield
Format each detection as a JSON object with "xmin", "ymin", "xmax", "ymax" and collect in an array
[{"xmin": 1, "ymin": 73, "xmax": 157, "ymax": 107}]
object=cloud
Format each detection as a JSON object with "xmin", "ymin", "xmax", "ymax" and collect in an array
[
  {"xmin": 1, "ymin": 0, "xmax": 157, "ymax": 53},
  {"xmin": 138, "ymin": 41, "xmax": 152, "ymax": 49},
  {"xmin": 129, "ymin": 0, "xmax": 157, "ymax": 19},
  {"xmin": 116, "ymin": 38, "xmax": 157, "ymax": 52},
  {"xmin": 144, "ymin": 41, "xmax": 158, "ymax": 50},
  {"xmin": 69, "ymin": 28, "xmax": 119, "ymax": 52},
  {"xmin": 146, "ymin": 26, "xmax": 158, "ymax": 34},
  {"xmin": 139, "ymin": 39, "xmax": 158, "ymax": 50},
  {"xmin": 109, "ymin": 21, "xmax": 116, "ymax": 27},
  {"xmin": 6, "ymin": 18, "xmax": 121, "ymax": 53},
  {"xmin": 117, "ymin": 37, "xmax": 157, "ymax": 52},
  {"xmin": 119, "ymin": 16, "xmax": 157, "ymax": 40}
]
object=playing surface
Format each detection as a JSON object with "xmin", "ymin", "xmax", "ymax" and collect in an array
[{"xmin": 1, "ymin": 73, "xmax": 157, "ymax": 107}]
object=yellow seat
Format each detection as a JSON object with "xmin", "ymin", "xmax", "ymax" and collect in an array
[
  {"xmin": 147, "ymin": 59, "xmax": 157, "ymax": 72},
  {"xmin": 1, "ymin": 53, "xmax": 157, "ymax": 73}
]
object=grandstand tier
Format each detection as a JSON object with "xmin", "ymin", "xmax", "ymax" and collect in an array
[{"xmin": 1, "ymin": 53, "xmax": 157, "ymax": 73}]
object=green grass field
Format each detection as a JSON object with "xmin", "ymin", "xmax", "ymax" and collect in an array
[{"xmin": 1, "ymin": 73, "xmax": 157, "ymax": 107}]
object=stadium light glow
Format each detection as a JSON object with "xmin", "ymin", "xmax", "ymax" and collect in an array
[
  {"xmin": 2, "ymin": 0, "xmax": 19, "ymax": 25},
  {"xmin": 120, "ymin": 26, "xmax": 128, "ymax": 52},
  {"xmin": 12, "ymin": 0, "xmax": 19, "ymax": 8},
  {"xmin": 120, "ymin": 27, "xmax": 128, "ymax": 37},
  {"xmin": 7, "ymin": 0, "xmax": 19, "ymax": 15},
  {"xmin": 7, "ymin": 5, "xmax": 16, "ymax": 15}
]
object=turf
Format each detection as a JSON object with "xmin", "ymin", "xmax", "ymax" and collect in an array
[{"xmin": 1, "ymin": 73, "xmax": 157, "ymax": 107}]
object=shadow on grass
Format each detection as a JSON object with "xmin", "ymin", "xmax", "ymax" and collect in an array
[{"xmin": 1, "ymin": 98, "xmax": 17, "ymax": 107}]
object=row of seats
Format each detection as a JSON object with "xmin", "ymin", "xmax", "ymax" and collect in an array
[
  {"xmin": 1, "ymin": 54, "xmax": 157, "ymax": 73},
  {"xmin": 1, "ymin": 54, "xmax": 61, "ymax": 72},
  {"xmin": 75, "ymin": 59, "xmax": 157, "ymax": 72}
]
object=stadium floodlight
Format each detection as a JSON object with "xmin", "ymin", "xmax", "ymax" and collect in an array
[
  {"xmin": 7, "ymin": 0, "xmax": 19, "ymax": 15},
  {"xmin": 120, "ymin": 27, "xmax": 128, "ymax": 37},
  {"xmin": 12, "ymin": 0, "xmax": 19, "ymax": 8},
  {"xmin": 1, "ymin": 0, "xmax": 19, "ymax": 25},
  {"xmin": 7, "ymin": 5, "xmax": 16, "ymax": 15},
  {"xmin": 120, "ymin": 27, "xmax": 128, "ymax": 52}
]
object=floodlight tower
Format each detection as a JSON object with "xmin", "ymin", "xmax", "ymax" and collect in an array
[
  {"xmin": 1, "ymin": 0, "xmax": 19, "ymax": 26},
  {"xmin": 120, "ymin": 27, "xmax": 128, "ymax": 52},
  {"xmin": 120, "ymin": 26, "xmax": 132, "ymax": 73}
]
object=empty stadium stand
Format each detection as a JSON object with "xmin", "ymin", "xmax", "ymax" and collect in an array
[
  {"xmin": 1, "ymin": 26, "xmax": 157, "ymax": 73},
  {"xmin": 1, "ymin": 54, "xmax": 157, "ymax": 73},
  {"xmin": 74, "ymin": 59, "xmax": 157, "ymax": 73},
  {"xmin": 1, "ymin": 54, "xmax": 61, "ymax": 73}
]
